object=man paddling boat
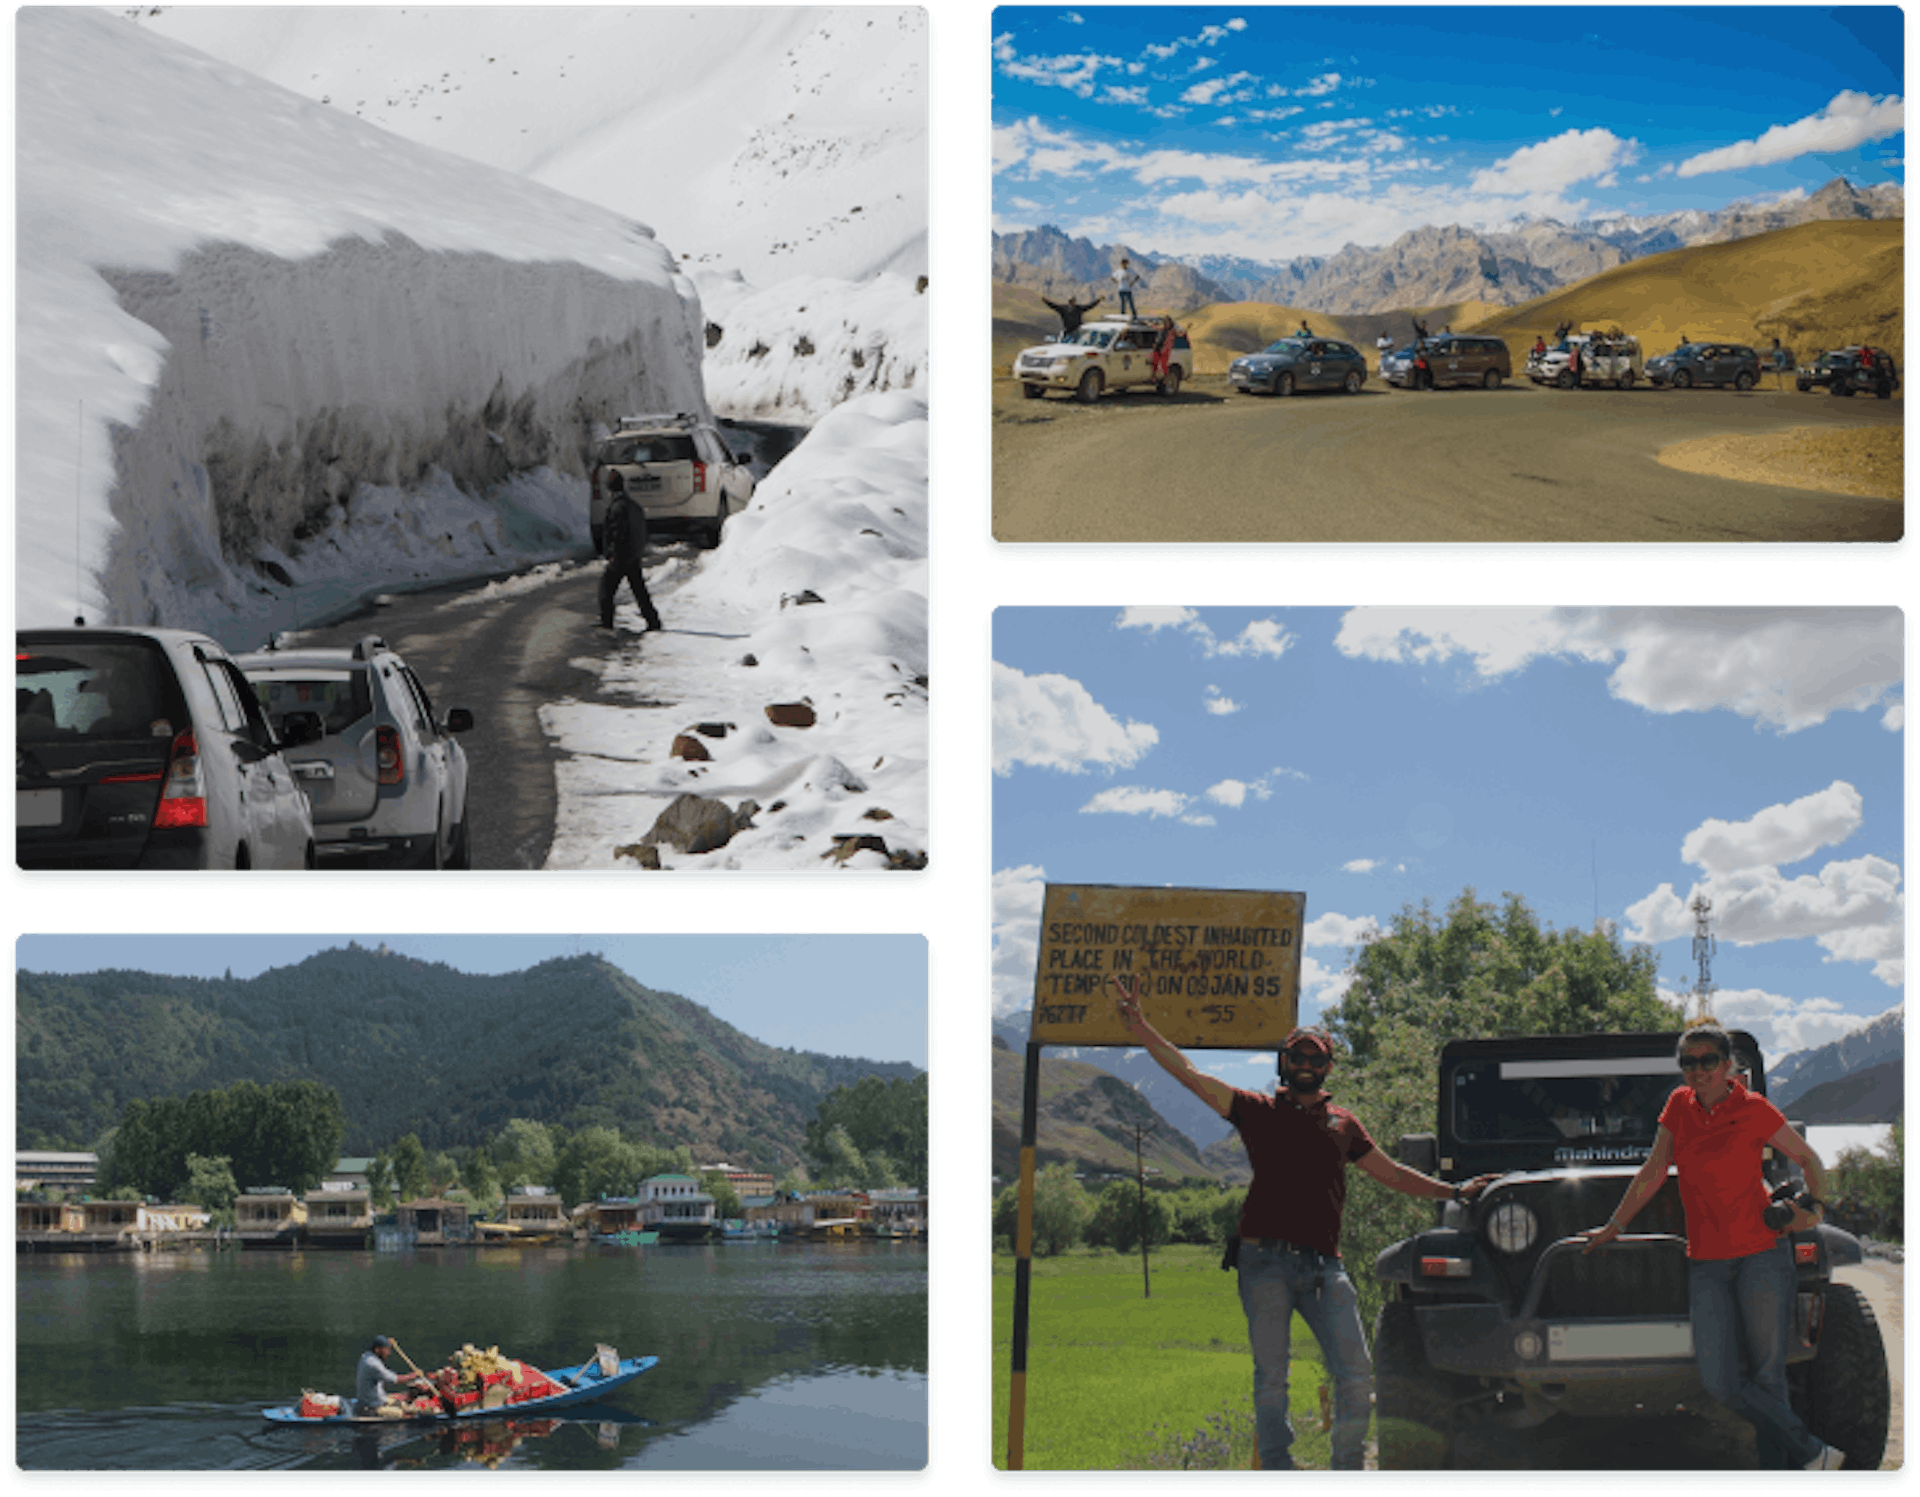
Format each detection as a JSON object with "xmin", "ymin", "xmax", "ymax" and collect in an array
[{"xmin": 356, "ymin": 1334, "xmax": 429, "ymax": 1415}]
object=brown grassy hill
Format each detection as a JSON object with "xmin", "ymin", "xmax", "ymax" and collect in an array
[
  {"xmin": 989, "ymin": 1041, "xmax": 1217, "ymax": 1182},
  {"xmin": 1470, "ymin": 218, "xmax": 1903, "ymax": 370}
]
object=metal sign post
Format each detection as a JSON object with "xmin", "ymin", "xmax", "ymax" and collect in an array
[{"xmin": 1006, "ymin": 883, "xmax": 1305, "ymax": 1469}]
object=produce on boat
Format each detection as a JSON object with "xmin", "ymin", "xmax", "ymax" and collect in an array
[{"xmin": 267, "ymin": 1346, "xmax": 655, "ymax": 1425}]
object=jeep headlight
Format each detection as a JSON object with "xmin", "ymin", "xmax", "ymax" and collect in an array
[{"xmin": 1487, "ymin": 1201, "xmax": 1538, "ymax": 1254}]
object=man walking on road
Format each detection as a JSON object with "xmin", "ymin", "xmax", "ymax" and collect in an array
[
  {"xmin": 597, "ymin": 471, "xmax": 663, "ymax": 634},
  {"xmin": 1110, "ymin": 976, "xmax": 1495, "ymax": 1470}
]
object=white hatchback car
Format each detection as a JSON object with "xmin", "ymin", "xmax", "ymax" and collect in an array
[{"xmin": 237, "ymin": 636, "xmax": 473, "ymax": 869}]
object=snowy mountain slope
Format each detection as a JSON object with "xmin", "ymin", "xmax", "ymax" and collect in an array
[
  {"xmin": 128, "ymin": 6, "xmax": 929, "ymax": 286},
  {"xmin": 18, "ymin": 7, "xmax": 706, "ymax": 634}
]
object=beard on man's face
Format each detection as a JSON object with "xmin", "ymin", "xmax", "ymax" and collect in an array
[{"xmin": 1283, "ymin": 1062, "xmax": 1326, "ymax": 1094}]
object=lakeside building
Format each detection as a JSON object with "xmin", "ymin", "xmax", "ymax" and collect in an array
[
  {"xmin": 395, "ymin": 1197, "xmax": 473, "ymax": 1247},
  {"xmin": 17, "ymin": 1198, "xmax": 209, "ymax": 1252},
  {"xmin": 866, "ymin": 1188, "xmax": 926, "ymax": 1237},
  {"xmin": 638, "ymin": 1173, "xmax": 716, "ymax": 1241},
  {"xmin": 303, "ymin": 1183, "xmax": 372, "ymax": 1248},
  {"xmin": 235, "ymin": 1188, "xmax": 307, "ymax": 1249},
  {"xmin": 16, "ymin": 1151, "xmax": 99, "ymax": 1194},
  {"xmin": 477, "ymin": 1185, "xmax": 569, "ymax": 1243}
]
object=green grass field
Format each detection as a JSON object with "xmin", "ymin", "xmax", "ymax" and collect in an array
[{"xmin": 991, "ymin": 1244, "xmax": 1339, "ymax": 1470}]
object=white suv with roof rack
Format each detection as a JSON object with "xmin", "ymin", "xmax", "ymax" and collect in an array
[
  {"xmin": 1012, "ymin": 316, "xmax": 1193, "ymax": 402},
  {"xmin": 236, "ymin": 635, "xmax": 473, "ymax": 869},
  {"xmin": 589, "ymin": 412, "xmax": 756, "ymax": 550}
]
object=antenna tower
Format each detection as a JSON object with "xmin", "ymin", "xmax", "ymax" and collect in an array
[{"xmin": 1687, "ymin": 892, "xmax": 1717, "ymax": 1024}]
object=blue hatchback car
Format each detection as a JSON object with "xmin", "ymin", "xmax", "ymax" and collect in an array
[{"xmin": 1229, "ymin": 337, "xmax": 1368, "ymax": 396}]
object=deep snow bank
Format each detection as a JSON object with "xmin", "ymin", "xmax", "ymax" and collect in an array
[
  {"xmin": 16, "ymin": 9, "xmax": 706, "ymax": 633},
  {"xmin": 697, "ymin": 271, "xmax": 928, "ymax": 423},
  {"xmin": 545, "ymin": 390, "xmax": 928, "ymax": 870}
]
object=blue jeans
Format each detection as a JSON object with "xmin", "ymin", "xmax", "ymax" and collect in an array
[
  {"xmin": 1118, "ymin": 290, "xmax": 1137, "ymax": 316},
  {"xmin": 1689, "ymin": 1241, "xmax": 1821, "ymax": 1468},
  {"xmin": 1237, "ymin": 1242, "xmax": 1372, "ymax": 1469}
]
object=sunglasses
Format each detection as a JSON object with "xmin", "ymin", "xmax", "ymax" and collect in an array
[
  {"xmin": 1678, "ymin": 1053, "xmax": 1726, "ymax": 1072},
  {"xmin": 1284, "ymin": 1049, "xmax": 1330, "ymax": 1067}
]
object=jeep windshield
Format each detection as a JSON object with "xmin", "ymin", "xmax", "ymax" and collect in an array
[
  {"xmin": 1257, "ymin": 340, "xmax": 1307, "ymax": 356},
  {"xmin": 1449, "ymin": 1054, "xmax": 1681, "ymax": 1145},
  {"xmin": 600, "ymin": 433, "xmax": 697, "ymax": 465},
  {"xmin": 1060, "ymin": 328, "xmax": 1115, "ymax": 348}
]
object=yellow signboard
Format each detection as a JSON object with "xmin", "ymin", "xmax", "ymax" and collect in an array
[{"xmin": 1029, "ymin": 883, "xmax": 1305, "ymax": 1049}]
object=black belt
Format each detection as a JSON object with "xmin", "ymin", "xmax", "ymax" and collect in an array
[{"xmin": 1241, "ymin": 1237, "xmax": 1336, "ymax": 1258}]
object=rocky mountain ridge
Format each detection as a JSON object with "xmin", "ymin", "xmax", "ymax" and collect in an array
[{"xmin": 995, "ymin": 177, "xmax": 1903, "ymax": 315}]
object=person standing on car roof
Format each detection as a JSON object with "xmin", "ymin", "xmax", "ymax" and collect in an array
[
  {"xmin": 1042, "ymin": 291, "xmax": 1103, "ymax": 335},
  {"xmin": 1110, "ymin": 977, "xmax": 1494, "ymax": 1471},
  {"xmin": 597, "ymin": 471, "xmax": 663, "ymax": 634},
  {"xmin": 1113, "ymin": 258, "xmax": 1142, "ymax": 317},
  {"xmin": 1376, "ymin": 330, "xmax": 1393, "ymax": 371},
  {"xmin": 1579, "ymin": 1022, "xmax": 1842, "ymax": 1470}
]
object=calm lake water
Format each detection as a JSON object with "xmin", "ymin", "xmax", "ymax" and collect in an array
[{"xmin": 16, "ymin": 1239, "xmax": 926, "ymax": 1470}]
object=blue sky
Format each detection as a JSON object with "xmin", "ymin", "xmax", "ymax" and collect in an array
[
  {"xmin": 993, "ymin": 607, "xmax": 1903, "ymax": 1089},
  {"xmin": 14, "ymin": 934, "xmax": 928, "ymax": 1068},
  {"xmin": 992, "ymin": 6, "xmax": 1906, "ymax": 259}
]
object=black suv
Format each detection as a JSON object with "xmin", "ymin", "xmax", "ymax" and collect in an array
[
  {"xmin": 1796, "ymin": 346, "xmax": 1900, "ymax": 400},
  {"xmin": 1373, "ymin": 1030, "xmax": 1889, "ymax": 1468}
]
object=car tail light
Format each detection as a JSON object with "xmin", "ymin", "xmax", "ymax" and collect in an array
[
  {"xmin": 1794, "ymin": 1242, "xmax": 1818, "ymax": 1265},
  {"xmin": 376, "ymin": 725, "xmax": 404, "ymax": 786},
  {"xmin": 152, "ymin": 728, "xmax": 208, "ymax": 828},
  {"xmin": 692, "ymin": 459, "xmax": 708, "ymax": 494},
  {"xmin": 1419, "ymin": 1256, "xmax": 1472, "ymax": 1279}
]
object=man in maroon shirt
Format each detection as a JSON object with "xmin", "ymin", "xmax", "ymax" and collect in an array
[
  {"xmin": 1112, "ymin": 980, "xmax": 1494, "ymax": 1470},
  {"xmin": 1581, "ymin": 1022, "xmax": 1840, "ymax": 1469}
]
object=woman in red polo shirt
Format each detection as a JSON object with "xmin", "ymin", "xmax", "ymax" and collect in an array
[{"xmin": 1580, "ymin": 1023, "xmax": 1840, "ymax": 1469}]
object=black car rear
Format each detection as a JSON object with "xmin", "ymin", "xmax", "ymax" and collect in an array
[{"xmin": 17, "ymin": 632, "xmax": 194, "ymax": 869}]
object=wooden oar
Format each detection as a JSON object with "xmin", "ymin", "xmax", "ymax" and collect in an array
[{"xmin": 388, "ymin": 1338, "xmax": 455, "ymax": 1415}]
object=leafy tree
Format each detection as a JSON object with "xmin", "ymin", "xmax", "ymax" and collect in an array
[
  {"xmin": 777, "ymin": 1166, "xmax": 811, "ymax": 1196},
  {"xmin": 810, "ymin": 1124, "xmax": 869, "ymax": 1189},
  {"xmin": 1328, "ymin": 889, "xmax": 1674, "ymax": 1066},
  {"xmin": 94, "ymin": 1080, "xmax": 344, "ymax": 1200},
  {"xmin": 1087, "ymin": 1179, "xmax": 1173, "ymax": 1253},
  {"xmin": 390, "ymin": 1134, "xmax": 429, "ymax": 1202},
  {"xmin": 429, "ymin": 1152, "xmax": 461, "ymax": 1195},
  {"xmin": 806, "ymin": 1073, "xmax": 928, "ymax": 1189},
  {"xmin": 463, "ymin": 1148, "xmax": 500, "ymax": 1210},
  {"xmin": 367, "ymin": 1150, "xmax": 394, "ymax": 1212},
  {"xmin": 992, "ymin": 1163, "xmax": 1091, "ymax": 1256},
  {"xmin": 703, "ymin": 1172, "xmax": 744, "ymax": 1219},
  {"xmin": 1831, "ymin": 1121, "xmax": 1903, "ymax": 1238},
  {"xmin": 492, "ymin": 1118, "xmax": 557, "ymax": 1188},
  {"xmin": 553, "ymin": 1126, "xmax": 644, "ymax": 1207},
  {"xmin": 184, "ymin": 1153, "xmax": 238, "ymax": 1215}
]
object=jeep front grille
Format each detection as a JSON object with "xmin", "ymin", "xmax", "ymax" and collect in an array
[{"xmin": 1481, "ymin": 1176, "xmax": 1689, "ymax": 1317}]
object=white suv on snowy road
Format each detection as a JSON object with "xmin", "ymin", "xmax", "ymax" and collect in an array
[{"xmin": 589, "ymin": 413, "xmax": 756, "ymax": 550}]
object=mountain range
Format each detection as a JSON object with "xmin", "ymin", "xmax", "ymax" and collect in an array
[
  {"xmin": 17, "ymin": 947, "xmax": 920, "ymax": 1169},
  {"xmin": 993, "ymin": 1004, "xmax": 1904, "ymax": 1179},
  {"xmin": 994, "ymin": 178, "xmax": 1903, "ymax": 316}
]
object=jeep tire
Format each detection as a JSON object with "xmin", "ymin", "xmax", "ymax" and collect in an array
[
  {"xmin": 1672, "ymin": 369, "xmax": 1693, "ymax": 390},
  {"xmin": 1272, "ymin": 370, "xmax": 1296, "ymax": 397},
  {"xmin": 1735, "ymin": 370, "xmax": 1756, "ymax": 392},
  {"xmin": 1021, "ymin": 381, "xmax": 1044, "ymax": 400},
  {"xmin": 1157, "ymin": 366, "xmax": 1183, "ymax": 398},
  {"xmin": 1556, "ymin": 368, "xmax": 1577, "ymax": 390},
  {"xmin": 1830, "ymin": 380, "xmax": 1855, "ymax": 398},
  {"xmin": 1374, "ymin": 1302, "xmax": 1457, "ymax": 1469},
  {"xmin": 1618, "ymin": 369, "xmax": 1635, "ymax": 389},
  {"xmin": 1482, "ymin": 369, "xmax": 1502, "ymax": 391},
  {"xmin": 1075, "ymin": 369, "xmax": 1105, "ymax": 404},
  {"xmin": 1875, "ymin": 381, "xmax": 1893, "ymax": 400},
  {"xmin": 1344, "ymin": 369, "xmax": 1364, "ymax": 395},
  {"xmin": 1792, "ymin": 1282, "xmax": 1890, "ymax": 1470}
]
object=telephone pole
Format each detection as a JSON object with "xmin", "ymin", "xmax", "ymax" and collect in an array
[
  {"xmin": 1132, "ymin": 1120, "xmax": 1158, "ymax": 1299},
  {"xmin": 1688, "ymin": 892, "xmax": 1717, "ymax": 1025}
]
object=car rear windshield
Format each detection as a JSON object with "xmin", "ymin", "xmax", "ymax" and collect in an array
[
  {"xmin": 1449, "ymin": 1056, "xmax": 1694, "ymax": 1144},
  {"xmin": 601, "ymin": 434, "xmax": 697, "ymax": 465},
  {"xmin": 17, "ymin": 637, "xmax": 183, "ymax": 741},
  {"xmin": 247, "ymin": 669, "xmax": 373, "ymax": 736}
]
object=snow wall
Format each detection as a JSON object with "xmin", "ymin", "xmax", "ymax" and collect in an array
[
  {"xmin": 16, "ymin": 9, "xmax": 708, "ymax": 636},
  {"xmin": 98, "ymin": 239, "xmax": 706, "ymax": 633}
]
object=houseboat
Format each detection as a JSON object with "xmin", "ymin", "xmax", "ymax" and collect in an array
[
  {"xmin": 394, "ymin": 1197, "xmax": 473, "ymax": 1247},
  {"xmin": 235, "ymin": 1187, "xmax": 307, "ymax": 1249},
  {"xmin": 803, "ymin": 1190, "xmax": 869, "ymax": 1239},
  {"xmin": 17, "ymin": 1198, "xmax": 86, "ymax": 1251},
  {"xmin": 476, "ymin": 1186, "xmax": 569, "ymax": 1244},
  {"xmin": 638, "ymin": 1173, "xmax": 716, "ymax": 1243},
  {"xmin": 303, "ymin": 1185, "xmax": 372, "ymax": 1248},
  {"xmin": 865, "ymin": 1188, "xmax": 927, "ymax": 1239}
]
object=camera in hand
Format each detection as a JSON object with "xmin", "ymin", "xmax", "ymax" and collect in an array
[{"xmin": 1761, "ymin": 1180, "xmax": 1817, "ymax": 1230}]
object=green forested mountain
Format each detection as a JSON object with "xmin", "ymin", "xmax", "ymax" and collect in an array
[{"xmin": 16, "ymin": 947, "xmax": 919, "ymax": 1170}]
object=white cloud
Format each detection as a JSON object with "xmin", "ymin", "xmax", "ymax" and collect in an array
[
  {"xmin": 1678, "ymin": 91, "xmax": 1905, "ymax": 177},
  {"xmin": 1307, "ymin": 912, "xmax": 1381, "ymax": 948},
  {"xmin": 1335, "ymin": 607, "xmax": 1903, "ymax": 733},
  {"xmin": 1884, "ymin": 703, "xmax": 1905, "ymax": 732},
  {"xmin": 992, "ymin": 660, "xmax": 1159, "ymax": 775},
  {"xmin": 1204, "ymin": 685, "xmax": 1242, "ymax": 715},
  {"xmin": 1681, "ymin": 781, "xmax": 1864, "ymax": 875},
  {"xmin": 991, "ymin": 864, "xmax": 1049, "ymax": 1019},
  {"xmin": 1343, "ymin": 858, "xmax": 1379, "ymax": 874},
  {"xmin": 993, "ymin": 35, "xmax": 1127, "ymax": 99},
  {"xmin": 1694, "ymin": 988, "xmax": 1899, "ymax": 1059},
  {"xmin": 1116, "ymin": 605, "xmax": 1201, "ymax": 632},
  {"xmin": 1470, "ymin": 128, "xmax": 1641, "ymax": 196},
  {"xmin": 1116, "ymin": 608, "xmax": 1294, "ymax": 659},
  {"xmin": 1081, "ymin": 785, "xmax": 1192, "ymax": 818},
  {"xmin": 1206, "ymin": 779, "xmax": 1251, "ymax": 807}
]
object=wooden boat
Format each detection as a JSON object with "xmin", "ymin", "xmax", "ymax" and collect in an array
[
  {"xmin": 594, "ymin": 1229, "xmax": 659, "ymax": 1246},
  {"xmin": 261, "ymin": 1355, "xmax": 658, "ymax": 1425}
]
